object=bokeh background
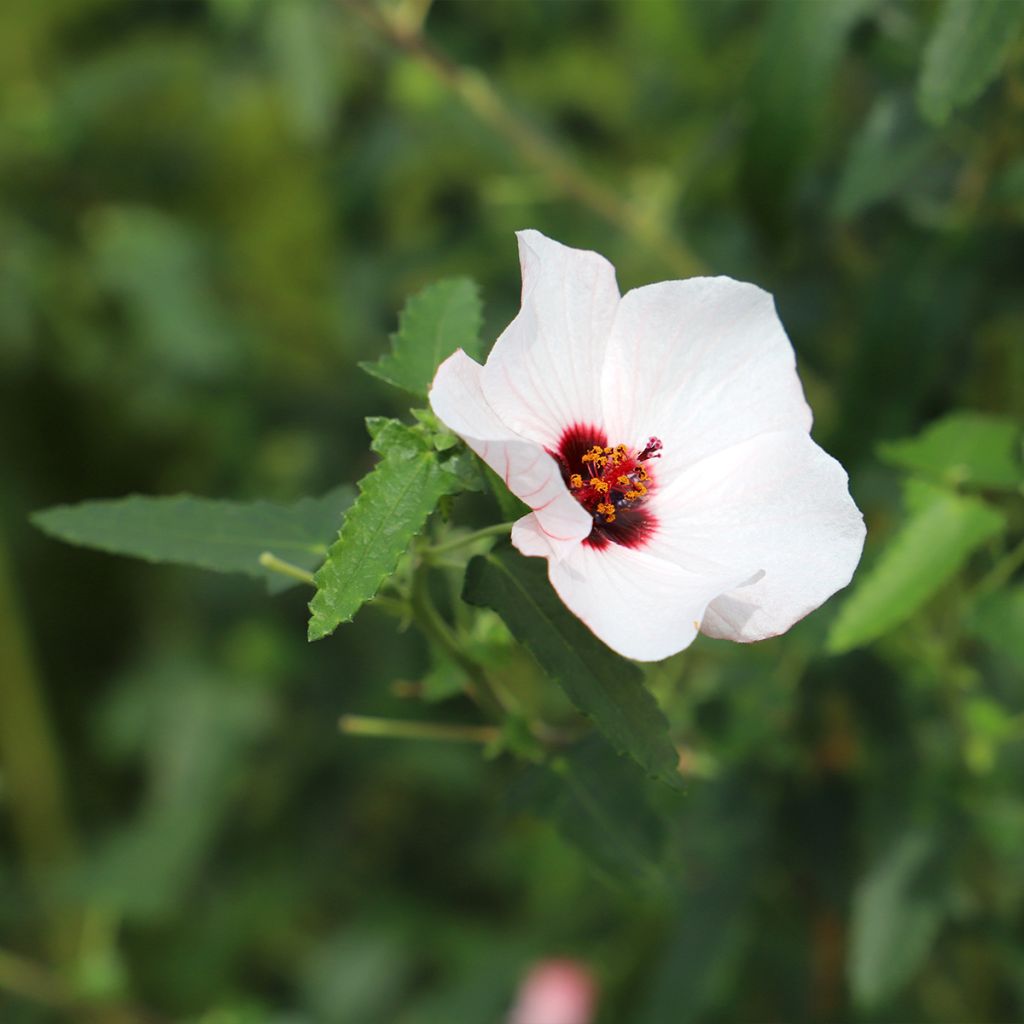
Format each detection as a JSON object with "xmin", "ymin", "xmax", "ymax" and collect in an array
[{"xmin": 2, "ymin": 1, "xmax": 1023, "ymax": 1021}]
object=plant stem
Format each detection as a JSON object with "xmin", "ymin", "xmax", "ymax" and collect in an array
[
  {"xmin": 971, "ymin": 534, "xmax": 1024, "ymax": 602},
  {"xmin": 425, "ymin": 522, "xmax": 514, "ymax": 558},
  {"xmin": 0, "ymin": 946, "xmax": 72, "ymax": 1009},
  {"xmin": 340, "ymin": 0, "xmax": 705, "ymax": 278},
  {"xmin": 0, "ymin": 531, "xmax": 81, "ymax": 965},
  {"xmin": 0, "ymin": 944, "xmax": 167, "ymax": 1023},
  {"xmin": 339, "ymin": 714, "xmax": 500, "ymax": 744},
  {"xmin": 409, "ymin": 563, "xmax": 508, "ymax": 718},
  {"xmin": 258, "ymin": 551, "xmax": 317, "ymax": 586}
]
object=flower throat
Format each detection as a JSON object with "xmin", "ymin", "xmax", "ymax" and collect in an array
[{"xmin": 553, "ymin": 425, "xmax": 661, "ymax": 550}]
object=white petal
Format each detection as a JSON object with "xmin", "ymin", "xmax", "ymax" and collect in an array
[
  {"xmin": 601, "ymin": 278, "xmax": 812, "ymax": 486},
  {"xmin": 429, "ymin": 349, "xmax": 591, "ymax": 556},
  {"xmin": 650, "ymin": 430, "xmax": 866, "ymax": 642},
  {"xmin": 510, "ymin": 513, "xmax": 561, "ymax": 558},
  {"xmin": 480, "ymin": 230, "xmax": 620, "ymax": 450},
  {"xmin": 545, "ymin": 542, "xmax": 750, "ymax": 662}
]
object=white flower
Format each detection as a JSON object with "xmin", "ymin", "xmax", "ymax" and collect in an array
[{"xmin": 430, "ymin": 230, "xmax": 866, "ymax": 661}]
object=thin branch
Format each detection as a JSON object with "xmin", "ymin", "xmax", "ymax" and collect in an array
[
  {"xmin": 340, "ymin": 713, "xmax": 500, "ymax": 744},
  {"xmin": 258, "ymin": 551, "xmax": 317, "ymax": 586},
  {"xmin": 423, "ymin": 521, "xmax": 514, "ymax": 558},
  {"xmin": 0, "ymin": 947, "xmax": 73, "ymax": 1009},
  {"xmin": 339, "ymin": 0, "xmax": 705, "ymax": 278}
]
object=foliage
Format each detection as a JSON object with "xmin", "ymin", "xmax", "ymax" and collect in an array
[
  {"xmin": 360, "ymin": 277, "xmax": 483, "ymax": 397},
  {"xmin": 3, "ymin": 2, "xmax": 1024, "ymax": 1023},
  {"xmin": 31, "ymin": 489, "xmax": 352, "ymax": 592},
  {"xmin": 464, "ymin": 549, "xmax": 680, "ymax": 785}
]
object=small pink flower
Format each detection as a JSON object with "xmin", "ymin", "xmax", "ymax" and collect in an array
[
  {"xmin": 507, "ymin": 959, "xmax": 597, "ymax": 1024},
  {"xmin": 430, "ymin": 231, "xmax": 865, "ymax": 661}
]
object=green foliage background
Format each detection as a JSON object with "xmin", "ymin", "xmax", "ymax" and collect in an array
[{"xmin": 2, "ymin": 1, "xmax": 1023, "ymax": 1021}]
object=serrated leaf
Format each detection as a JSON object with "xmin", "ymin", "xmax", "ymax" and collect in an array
[
  {"xmin": 918, "ymin": 0, "xmax": 1024, "ymax": 125},
  {"xmin": 463, "ymin": 548, "xmax": 680, "ymax": 784},
  {"xmin": 31, "ymin": 488, "xmax": 352, "ymax": 591},
  {"xmin": 878, "ymin": 412, "xmax": 1022, "ymax": 491},
  {"xmin": 367, "ymin": 416, "xmax": 428, "ymax": 456},
  {"xmin": 511, "ymin": 735, "xmax": 669, "ymax": 884},
  {"xmin": 848, "ymin": 832, "xmax": 944, "ymax": 1009},
  {"xmin": 308, "ymin": 427, "xmax": 460, "ymax": 639},
  {"xmin": 827, "ymin": 480, "xmax": 1006, "ymax": 653},
  {"xmin": 360, "ymin": 278, "xmax": 483, "ymax": 397}
]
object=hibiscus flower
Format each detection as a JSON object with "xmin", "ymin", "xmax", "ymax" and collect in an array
[{"xmin": 429, "ymin": 230, "xmax": 865, "ymax": 661}]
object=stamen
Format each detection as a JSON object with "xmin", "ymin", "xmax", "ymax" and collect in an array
[
  {"xmin": 554, "ymin": 425, "xmax": 660, "ymax": 549},
  {"xmin": 638, "ymin": 437, "xmax": 663, "ymax": 461}
]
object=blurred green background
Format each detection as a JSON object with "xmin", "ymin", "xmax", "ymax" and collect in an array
[{"xmin": 2, "ymin": 1, "xmax": 1023, "ymax": 1021}]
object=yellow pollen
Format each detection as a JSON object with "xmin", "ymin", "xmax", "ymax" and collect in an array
[
  {"xmin": 569, "ymin": 473, "xmax": 583, "ymax": 489},
  {"xmin": 633, "ymin": 482, "xmax": 647, "ymax": 496},
  {"xmin": 596, "ymin": 502, "xmax": 615, "ymax": 517},
  {"xmin": 605, "ymin": 513, "xmax": 616, "ymax": 523},
  {"xmin": 592, "ymin": 479, "xmax": 609, "ymax": 494},
  {"xmin": 625, "ymin": 490, "xmax": 640, "ymax": 501},
  {"xmin": 617, "ymin": 474, "xmax": 631, "ymax": 487}
]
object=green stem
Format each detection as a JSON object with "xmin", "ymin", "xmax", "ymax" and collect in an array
[
  {"xmin": 424, "ymin": 521, "xmax": 514, "ymax": 558},
  {"xmin": 971, "ymin": 534, "xmax": 1024, "ymax": 602},
  {"xmin": 0, "ymin": 530, "xmax": 80, "ymax": 965},
  {"xmin": 340, "ymin": 0, "xmax": 705, "ymax": 278},
  {"xmin": 0, "ymin": 947, "xmax": 72, "ymax": 1009},
  {"xmin": 339, "ymin": 714, "xmax": 499, "ymax": 744},
  {"xmin": 258, "ymin": 551, "xmax": 316, "ymax": 586},
  {"xmin": 369, "ymin": 595, "xmax": 410, "ymax": 618},
  {"xmin": 409, "ymin": 565, "xmax": 508, "ymax": 718}
]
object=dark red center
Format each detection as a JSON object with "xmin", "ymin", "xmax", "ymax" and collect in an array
[{"xmin": 551, "ymin": 424, "xmax": 660, "ymax": 550}]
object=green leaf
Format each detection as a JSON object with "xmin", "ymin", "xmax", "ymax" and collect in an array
[
  {"xmin": 740, "ymin": 0, "xmax": 878, "ymax": 222},
  {"xmin": 86, "ymin": 205, "xmax": 242, "ymax": 379},
  {"xmin": 360, "ymin": 278, "xmax": 483, "ymax": 397},
  {"xmin": 918, "ymin": 0, "xmax": 1024, "ymax": 125},
  {"xmin": 308, "ymin": 424, "xmax": 460, "ymax": 639},
  {"xmin": 85, "ymin": 657, "xmax": 273, "ymax": 920},
  {"xmin": 848, "ymin": 832, "xmax": 944, "ymax": 1009},
  {"xmin": 827, "ymin": 480, "xmax": 1006, "ymax": 653},
  {"xmin": 511, "ymin": 736, "xmax": 669, "ymax": 884},
  {"xmin": 463, "ymin": 548, "xmax": 680, "ymax": 784},
  {"xmin": 878, "ymin": 412, "xmax": 1023, "ymax": 491},
  {"xmin": 833, "ymin": 95, "xmax": 936, "ymax": 220},
  {"xmin": 31, "ymin": 488, "xmax": 353, "ymax": 592}
]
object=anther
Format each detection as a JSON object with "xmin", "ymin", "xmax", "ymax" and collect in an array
[{"xmin": 638, "ymin": 437, "xmax": 663, "ymax": 461}]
